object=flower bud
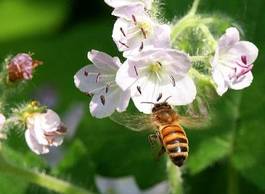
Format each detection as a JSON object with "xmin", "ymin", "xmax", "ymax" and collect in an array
[{"xmin": 7, "ymin": 53, "xmax": 42, "ymax": 82}]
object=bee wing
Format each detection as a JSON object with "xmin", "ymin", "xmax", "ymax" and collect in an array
[
  {"xmin": 110, "ymin": 111, "xmax": 154, "ymax": 132},
  {"xmin": 178, "ymin": 115, "xmax": 210, "ymax": 130}
]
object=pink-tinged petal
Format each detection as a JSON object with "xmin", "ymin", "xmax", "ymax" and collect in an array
[
  {"xmin": 74, "ymin": 65, "xmax": 106, "ymax": 94},
  {"xmin": 143, "ymin": 181, "xmax": 169, "ymax": 194},
  {"xmin": 226, "ymin": 41, "xmax": 258, "ymax": 65},
  {"xmin": 40, "ymin": 109, "xmax": 61, "ymax": 132},
  {"xmin": 131, "ymin": 76, "xmax": 196, "ymax": 114},
  {"xmin": 0, "ymin": 113, "xmax": 6, "ymax": 130},
  {"xmin": 95, "ymin": 175, "xmax": 141, "ymax": 194},
  {"xmin": 50, "ymin": 136, "xmax": 64, "ymax": 147},
  {"xmin": 229, "ymin": 71, "xmax": 253, "ymax": 90},
  {"xmin": 90, "ymin": 87, "xmax": 128, "ymax": 118},
  {"xmin": 166, "ymin": 76, "xmax": 197, "ymax": 106},
  {"xmin": 27, "ymin": 114, "xmax": 49, "ymax": 145},
  {"xmin": 116, "ymin": 61, "xmax": 138, "ymax": 91},
  {"xmin": 25, "ymin": 129, "xmax": 49, "ymax": 155},
  {"xmin": 112, "ymin": 3, "xmax": 145, "ymax": 19},
  {"xmin": 112, "ymin": 18, "xmax": 130, "ymax": 52},
  {"xmin": 88, "ymin": 50, "xmax": 120, "ymax": 71},
  {"xmin": 116, "ymin": 90, "xmax": 131, "ymax": 112},
  {"xmin": 145, "ymin": 24, "xmax": 171, "ymax": 49},
  {"xmin": 218, "ymin": 27, "xmax": 240, "ymax": 52},
  {"xmin": 212, "ymin": 67, "xmax": 228, "ymax": 96}
]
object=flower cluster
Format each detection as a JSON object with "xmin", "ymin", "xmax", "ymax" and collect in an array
[
  {"xmin": 74, "ymin": 0, "xmax": 258, "ymax": 118},
  {"xmin": 0, "ymin": 52, "xmax": 66, "ymax": 155}
]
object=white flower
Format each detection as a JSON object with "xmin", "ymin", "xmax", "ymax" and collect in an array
[
  {"xmin": 74, "ymin": 50, "xmax": 130, "ymax": 118},
  {"xmin": 116, "ymin": 48, "xmax": 197, "ymax": 114},
  {"xmin": 25, "ymin": 109, "xmax": 66, "ymax": 155},
  {"xmin": 105, "ymin": 0, "xmax": 153, "ymax": 10},
  {"xmin": 211, "ymin": 27, "xmax": 258, "ymax": 96},
  {"xmin": 95, "ymin": 175, "xmax": 169, "ymax": 194},
  {"xmin": 0, "ymin": 113, "xmax": 6, "ymax": 130},
  {"xmin": 112, "ymin": 3, "xmax": 171, "ymax": 56},
  {"xmin": 0, "ymin": 113, "xmax": 6, "ymax": 140}
]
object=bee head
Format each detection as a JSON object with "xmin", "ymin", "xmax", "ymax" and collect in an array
[
  {"xmin": 152, "ymin": 102, "xmax": 178, "ymax": 124},
  {"xmin": 152, "ymin": 102, "xmax": 171, "ymax": 113}
]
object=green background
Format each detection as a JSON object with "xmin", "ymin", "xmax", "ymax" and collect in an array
[{"xmin": 0, "ymin": 0, "xmax": 264, "ymax": 194}]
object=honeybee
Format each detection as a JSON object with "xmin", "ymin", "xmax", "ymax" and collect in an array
[{"xmin": 111, "ymin": 101, "xmax": 208, "ymax": 167}]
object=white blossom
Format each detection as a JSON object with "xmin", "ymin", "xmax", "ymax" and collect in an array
[
  {"xmin": 95, "ymin": 175, "xmax": 169, "ymax": 194},
  {"xmin": 25, "ymin": 109, "xmax": 66, "ymax": 155},
  {"xmin": 116, "ymin": 48, "xmax": 196, "ymax": 114},
  {"xmin": 0, "ymin": 113, "xmax": 6, "ymax": 140},
  {"xmin": 105, "ymin": 0, "xmax": 153, "ymax": 10},
  {"xmin": 112, "ymin": 3, "xmax": 170, "ymax": 56},
  {"xmin": 211, "ymin": 27, "xmax": 258, "ymax": 95},
  {"xmin": 74, "ymin": 50, "xmax": 130, "ymax": 118}
]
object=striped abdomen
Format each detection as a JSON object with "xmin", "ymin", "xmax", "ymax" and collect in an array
[{"xmin": 160, "ymin": 125, "xmax": 189, "ymax": 167}]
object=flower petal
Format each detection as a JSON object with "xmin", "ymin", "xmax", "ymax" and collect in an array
[
  {"xmin": 131, "ymin": 76, "xmax": 196, "ymax": 113},
  {"xmin": 218, "ymin": 27, "xmax": 240, "ymax": 52},
  {"xmin": 27, "ymin": 114, "xmax": 48, "ymax": 145},
  {"xmin": 105, "ymin": 0, "xmax": 152, "ymax": 9},
  {"xmin": 25, "ymin": 129, "xmax": 49, "ymax": 155},
  {"xmin": 0, "ymin": 113, "xmax": 6, "ymax": 130},
  {"xmin": 41, "ymin": 109, "xmax": 61, "ymax": 132},
  {"xmin": 226, "ymin": 41, "xmax": 258, "ymax": 65},
  {"xmin": 90, "ymin": 86, "xmax": 129, "ymax": 118},
  {"xmin": 115, "ymin": 61, "xmax": 138, "ymax": 91},
  {"xmin": 212, "ymin": 66, "xmax": 228, "ymax": 96},
  {"xmin": 88, "ymin": 50, "xmax": 120, "ymax": 71},
  {"xmin": 229, "ymin": 71, "xmax": 253, "ymax": 90},
  {"xmin": 74, "ymin": 65, "xmax": 107, "ymax": 94},
  {"xmin": 112, "ymin": 3, "xmax": 145, "ymax": 19},
  {"xmin": 95, "ymin": 175, "xmax": 141, "ymax": 194}
]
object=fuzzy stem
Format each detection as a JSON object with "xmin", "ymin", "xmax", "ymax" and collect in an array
[
  {"xmin": 167, "ymin": 159, "xmax": 184, "ymax": 194},
  {"xmin": 188, "ymin": 0, "xmax": 201, "ymax": 16},
  {"xmin": 190, "ymin": 55, "xmax": 210, "ymax": 63},
  {"xmin": 0, "ymin": 153, "xmax": 94, "ymax": 194},
  {"xmin": 189, "ymin": 68, "xmax": 215, "ymax": 87},
  {"xmin": 197, "ymin": 24, "xmax": 217, "ymax": 49}
]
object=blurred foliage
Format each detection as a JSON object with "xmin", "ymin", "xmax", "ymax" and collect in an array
[{"xmin": 0, "ymin": 0, "xmax": 265, "ymax": 194}]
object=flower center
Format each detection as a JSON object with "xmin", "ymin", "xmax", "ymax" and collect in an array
[
  {"xmin": 148, "ymin": 62, "xmax": 162, "ymax": 73},
  {"xmin": 137, "ymin": 21, "xmax": 152, "ymax": 38}
]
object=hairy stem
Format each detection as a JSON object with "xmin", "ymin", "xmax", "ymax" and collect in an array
[
  {"xmin": 0, "ymin": 153, "xmax": 94, "ymax": 194},
  {"xmin": 188, "ymin": 0, "xmax": 201, "ymax": 16},
  {"xmin": 167, "ymin": 159, "xmax": 184, "ymax": 194},
  {"xmin": 189, "ymin": 68, "xmax": 215, "ymax": 87}
]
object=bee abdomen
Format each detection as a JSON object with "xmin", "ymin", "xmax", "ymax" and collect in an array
[{"xmin": 161, "ymin": 125, "xmax": 189, "ymax": 167}]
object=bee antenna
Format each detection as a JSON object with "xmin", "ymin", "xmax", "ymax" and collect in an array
[
  {"xmin": 164, "ymin": 96, "xmax": 172, "ymax": 103},
  {"xmin": 141, "ymin": 101, "xmax": 155, "ymax": 105}
]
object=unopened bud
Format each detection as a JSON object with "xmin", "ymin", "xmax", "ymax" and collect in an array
[{"xmin": 8, "ymin": 53, "xmax": 42, "ymax": 82}]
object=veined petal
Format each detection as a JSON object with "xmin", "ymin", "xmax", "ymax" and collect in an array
[
  {"xmin": 105, "ymin": 0, "xmax": 153, "ymax": 9},
  {"xmin": 229, "ymin": 71, "xmax": 253, "ymax": 90},
  {"xmin": 226, "ymin": 41, "xmax": 259, "ymax": 65},
  {"xmin": 112, "ymin": 3, "xmax": 145, "ymax": 20},
  {"xmin": 116, "ymin": 61, "xmax": 138, "ymax": 91},
  {"xmin": 74, "ymin": 65, "xmax": 108, "ymax": 94},
  {"xmin": 25, "ymin": 129, "xmax": 49, "ymax": 155},
  {"xmin": 0, "ymin": 113, "xmax": 6, "ymax": 130},
  {"xmin": 90, "ymin": 86, "xmax": 129, "ymax": 118},
  {"xmin": 88, "ymin": 50, "xmax": 120, "ymax": 71},
  {"xmin": 218, "ymin": 27, "xmax": 240, "ymax": 52},
  {"xmin": 27, "ymin": 114, "xmax": 49, "ymax": 145},
  {"xmin": 116, "ymin": 89, "xmax": 131, "ymax": 112},
  {"xmin": 212, "ymin": 66, "xmax": 228, "ymax": 96},
  {"xmin": 40, "ymin": 109, "xmax": 61, "ymax": 132}
]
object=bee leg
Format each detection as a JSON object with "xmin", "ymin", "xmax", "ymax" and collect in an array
[
  {"xmin": 148, "ymin": 133, "xmax": 158, "ymax": 147},
  {"xmin": 155, "ymin": 146, "xmax": 166, "ymax": 161}
]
